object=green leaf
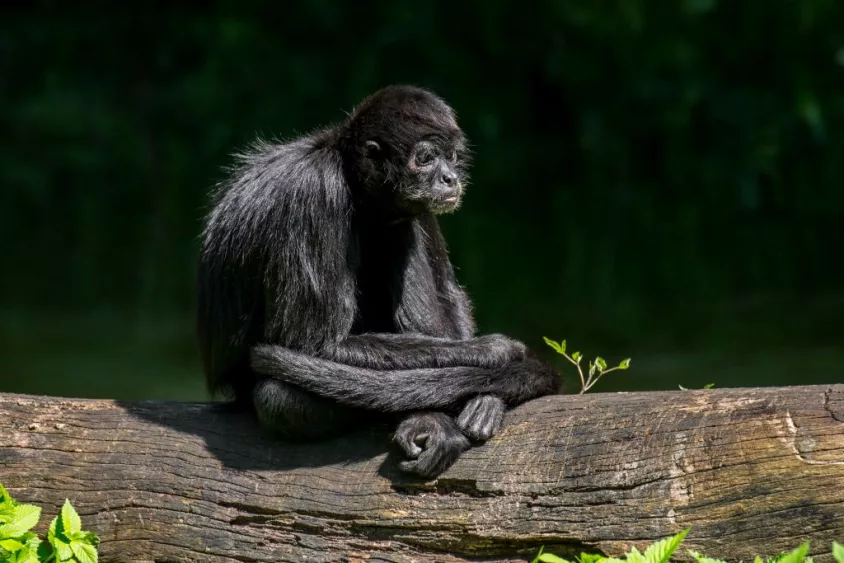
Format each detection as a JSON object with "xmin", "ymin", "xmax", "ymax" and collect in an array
[
  {"xmin": 71, "ymin": 539, "xmax": 98, "ymax": 563},
  {"xmin": 619, "ymin": 358, "xmax": 631, "ymax": 369},
  {"xmin": 776, "ymin": 542, "xmax": 810, "ymax": 563},
  {"xmin": 832, "ymin": 541, "xmax": 844, "ymax": 563},
  {"xmin": 572, "ymin": 351, "xmax": 582, "ymax": 362},
  {"xmin": 21, "ymin": 532, "xmax": 40, "ymax": 550},
  {"xmin": 754, "ymin": 557, "xmax": 764, "ymax": 563},
  {"xmin": 539, "ymin": 553, "xmax": 573, "ymax": 563},
  {"xmin": 642, "ymin": 528, "xmax": 690, "ymax": 563},
  {"xmin": 20, "ymin": 547, "xmax": 43, "ymax": 563},
  {"xmin": 0, "ymin": 504, "xmax": 41, "ymax": 537},
  {"xmin": 678, "ymin": 385, "xmax": 688, "ymax": 391},
  {"xmin": 559, "ymin": 340, "xmax": 567, "ymax": 354},
  {"xmin": 577, "ymin": 553, "xmax": 605, "ymax": 563},
  {"xmin": 0, "ymin": 483, "xmax": 12, "ymax": 506},
  {"xmin": 5, "ymin": 533, "xmax": 43, "ymax": 563},
  {"xmin": 542, "ymin": 337, "xmax": 562, "ymax": 354},
  {"xmin": 51, "ymin": 537, "xmax": 73, "ymax": 562},
  {"xmin": 588, "ymin": 361, "xmax": 596, "ymax": 377},
  {"xmin": 79, "ymin": 531, "xmax": 100, "ymax": 547},
  {"xmin": 595, "ymin": 356, "xmax": 607, "ymax": 371},
  {"xmin": 0, "ymin": 538, "xmax": 24, "ymax": 551},
  {"xmin": 20, "ymin": 550, "xmax": 43, "ymax": 563},
  {"xmin": 61, "ymin": 499, "xmax": 82, "ymax": 536},
  {"xmin": 36, "ymin": 537, "xmax": 53, "ymax": 562},
  {"xmin": 688, "ymin": 549, "xmax": 726, "ymax": 563},
  {"xmin": 703, "ymin": 383, "xmax": 715, "ymax": 389},
  {"xmin": 626, "ymin": 546, "xmax": 646, "ymax": 563}
]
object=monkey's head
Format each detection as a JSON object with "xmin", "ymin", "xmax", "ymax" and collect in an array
[{"xmin": 340, "ymin": 85, "xmax": 471, "ymax": 218}]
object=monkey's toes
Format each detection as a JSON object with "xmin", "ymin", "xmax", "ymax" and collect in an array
[
  {"xmin": 395, "ymin": 413, "xmax": 469, "ymax": 477},
  {"xmin": 457, "ymin": 395, "xmax": 505, "ymax": 441},
  {"xmin": 399, "ymin": 432, "xmax": 469, "ymax": 478},
  {"xmin": 395, "ymin": 428, "xmax": 426, "ymax": 458}
]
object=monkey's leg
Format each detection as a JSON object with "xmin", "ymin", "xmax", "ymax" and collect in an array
[
  {"xmin": 252, "ymin": 378, "xmax": 368, "ymax": 440},
  {"xmin": 256, "ymin": 379, "xmax": 472, "ymax": 478}
]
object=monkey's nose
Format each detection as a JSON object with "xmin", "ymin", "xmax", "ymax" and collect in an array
[{"xmin": 440, "ymin": 171, "xmax": 457, "ymax": 187}]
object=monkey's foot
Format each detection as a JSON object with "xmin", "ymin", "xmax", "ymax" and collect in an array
[
  {"xmin": 395, "ymin": 412, "xmax": 470, "ymax": 478},
  {"xmin": 457, "ymin": 394, "xmax": 505, "ymax": 441}
]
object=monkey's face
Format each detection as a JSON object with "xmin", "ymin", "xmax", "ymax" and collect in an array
[
  {"xmin": 356, "ymin": 136, "xmax": 469, "ymax": 218},
  {"xmin": 399, "ymin": 139, "xmax": 468, "ymax": 215}
]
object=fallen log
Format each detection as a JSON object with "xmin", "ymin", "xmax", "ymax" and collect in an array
[{"xmin": 1, "ymin": 385, "xmax": 843, "ymax": 562}]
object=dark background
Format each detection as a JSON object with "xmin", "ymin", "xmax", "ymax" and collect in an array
[{"xmin": 2, "ymin": 1, "xmax": 843, "ymax": 401}]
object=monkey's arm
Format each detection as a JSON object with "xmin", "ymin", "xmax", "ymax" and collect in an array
[
  {"xmin": 321, "ymin": 333, "xmax": 524, "ymax": 370},
  {"xmin": 251, "ymin": 345, "xmax": 560, "ymax": 412}
]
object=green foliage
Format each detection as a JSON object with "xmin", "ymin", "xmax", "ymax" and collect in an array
[
  {"xmin": 641, "ymin": 527, "xmax": 690, "ymax": 563},
  {"xmin": 0, "ymin": 483, "xmax": 99, "ymax": 563},
  {"xmin": 3, "ymin": 3, "xmax": 844, "ymax": 398},
  {"xmin": 532, "ymin": 547, "xmax": 569, "ymax": 563},
  {"xmin": 543, "ymin": 337, "xmax": 631, "ymax": 393},
  {"xmin": 768, "ymin": 542, "xmax": 810, "ymax": 563},
  {"xmin": 535, "ymin": 531, "xmax": 840, "ymax": 563},
  {"xmin": 531, "ymin": 528, "xmax": 688, "ymax": 563},
  {"xmin": 679, "ymin": 383, "xmax": 716, "ymax": 391},
  {"xmin": 833, "ymin": 542, "xmax": 844, "ymax": 563}
]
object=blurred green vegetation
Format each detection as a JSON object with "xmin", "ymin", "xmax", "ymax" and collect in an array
[{"xmin": 2, "ymin": 1, "xmax": 843, "ymax": 399}]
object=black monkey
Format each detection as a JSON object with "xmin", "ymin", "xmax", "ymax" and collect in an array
[{"xmin": 197, "ymin": 85, "xmax": 561, "ymax": 477}]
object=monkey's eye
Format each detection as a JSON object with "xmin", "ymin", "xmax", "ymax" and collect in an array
[
  {"xmin": 364, "ymin": 140, "xmax": 382, "ymax": 158},
  {"xmin": 414, "ymin": 152, "xmax": 435, "ymax": 167}
]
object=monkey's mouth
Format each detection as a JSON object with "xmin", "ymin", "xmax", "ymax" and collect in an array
[{"xmin": 430, "ymin": 195, "xmax": 462, "ymax": 214}]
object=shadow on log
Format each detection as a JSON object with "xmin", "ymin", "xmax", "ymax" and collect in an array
[{"xmin": 1, "ymin": 385, "xmax": 843, "ymax": 562}]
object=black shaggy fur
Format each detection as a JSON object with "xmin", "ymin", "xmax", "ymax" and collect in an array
[{"xmin": 197, "ymin": 85, "xmax": 561, "ymax": 477}]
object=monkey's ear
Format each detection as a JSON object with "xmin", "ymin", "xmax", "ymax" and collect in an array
[{"xmin": 364, "ymin": 140, "xmax": 382, "ymax": 158}]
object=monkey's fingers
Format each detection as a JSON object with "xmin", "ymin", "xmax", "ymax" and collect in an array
[
  {"xmin": 399, "ymin": 432, "xmax": 469, "ymax": 478},
  {"xmin": 395, "ymin": 412, "xmax": 469, "ymax": 477},
  {"xmin": 395, "ymin": 429, "xmax": 426, "ymax": 459},
  {"xmin": 457, "ymin": 394, "xmax": 505, "ymax": 441}
]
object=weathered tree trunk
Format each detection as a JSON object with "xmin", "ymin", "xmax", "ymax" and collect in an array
[{"xmin": 1, "ymin": 386, "xmax": 843, "ymax": 563}]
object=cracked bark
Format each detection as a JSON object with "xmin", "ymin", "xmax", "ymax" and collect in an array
[{"xmin": 1, "ymin": 385, "xmax": 843, "ymax": 563}]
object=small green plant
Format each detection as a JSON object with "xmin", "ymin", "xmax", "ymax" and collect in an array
[
  {"xmin": 678, "ymin": 383, "xmax": 715, "ymax": 391},
  {"xmin": 530, "ymin": 529, "xmax": 844, "ymax": 563},
  {"xmin": 0, "ymin": 482, "xmax": 99, "ymax": 563},
  {"xmin": 532, "ymin": 527, "xmax": 689, "ymax": 563},
  {"xmin": 543, "ymin": 337, "xmax": 631, "ymax": 393},
  {"xmin": 689, "ymin": 541, "xmax": 811, "ymax": 563}
]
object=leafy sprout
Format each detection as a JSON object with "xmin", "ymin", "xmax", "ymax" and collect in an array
[{"xmin": 543, "ymin": 337, "xmax": 631, "ymax": 393}]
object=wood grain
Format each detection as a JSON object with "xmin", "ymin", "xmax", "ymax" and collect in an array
[{"xmin": 1, "ymin": 386, "xmax": 843, "ymax": 562}]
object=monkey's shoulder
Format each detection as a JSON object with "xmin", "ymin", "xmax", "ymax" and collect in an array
[{"xmin": 219, "ymin": 132, "xmax": 346, "ymax": 203}]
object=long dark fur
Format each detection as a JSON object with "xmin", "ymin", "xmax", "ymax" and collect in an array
[{"xmin": 197, "ymin": 85, "xmax": 561, "ymax": 477}]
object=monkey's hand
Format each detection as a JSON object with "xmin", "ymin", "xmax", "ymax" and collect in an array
[
  {"xmin": 456, "ymin": 394, "xmax": 505, "ymax": 441},
  {"xmin": 395, "ymin": 412, "xmax": 470, "ymax": 478},
  {"xmin": 474, "ymin": 333, "xmax": 526, "ymax": 368}
]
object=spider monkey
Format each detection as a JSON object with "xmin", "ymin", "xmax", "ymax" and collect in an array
[{"xmin": 197, "ymin": 85, "xmax": 561, "ymax": 477}]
